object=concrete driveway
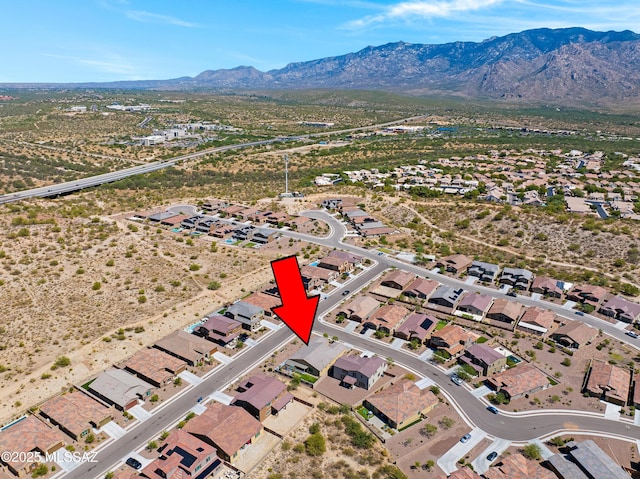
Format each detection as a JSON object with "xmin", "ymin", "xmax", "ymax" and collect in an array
[{"xmin": 437, "ymin": 427, "xmax": 487, "ymax": 475}]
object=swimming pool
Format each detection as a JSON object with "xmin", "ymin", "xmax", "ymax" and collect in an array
[
  {"xmin": 310, "ymin": 261, "xmax": 320, "ymax": 266},
  {"xmin": 171, "ymin": 227, "xmax": 183, "ymax": 233}
]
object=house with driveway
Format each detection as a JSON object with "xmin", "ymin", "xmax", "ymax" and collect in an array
[
  {"xmin": 487, "ymin": 363, "xmax": 551, "ymax": 401},
  {"xmin": 284, "ymin": 337, "xmax": 349, "ymax": 377},
  {"xmin": 120, "ymin": 348, "xmax": 187, "ymax": 387},
  {"xmin": 39, "ymin": 391, "xmax": 113, "ymax": 441},
  {"xmin": 232, "ymin": 373, "xmax": 293, "ymax": 422},
  {"xmin": 403, "ymin": 277, "xmax": 440, "ymax": 301},
  {"xmin": 339, "ymin": 295, "xmax": 380, "ymax": 323},
  {"xmin": 363, "ymin": 380, "xmax": 438, "ymax": 430},
  {"xmin": 394, "ymin": 312, "xmax": 437, "ymax": 343},
  {"xmin": 516, "ymin": 307, "xmax": 559, "ymax": 338},
  {"xmin": 567, "ymin": 284, "xmax": 608, "ymax": 308},
  {"xmin": 531, "ymin": 276, "xmax": 564, "ymax": 298},
  {"xmin": 430, "ymin": 324, "xmax": 474, "ymax": 358},
  {"xmin": 459, "ymin": 344, "xmax": 507, "ymax": 376},
  {"xmin": 363, "ymin": 304, "xmax": 411, "ymax": 334},
  {"xmin": 486, "ymin": 299, "xmax": 524, "ymax": 330},
  {"xmin": 330, "ymin": 355, "xmax": 387, "ymax": 390},
  {"xmin": 428, "ymin": 285, "xmax": 466, "ymax": 310},
  {"xmin": 154, "ymin": 330, "xmax": 218, "ymax": 366},
  {"xmin": 599, "ymin": 296, "xmax": 640, "ymax": 323},
  {"xmin": 499, "ymin": 267, "xmax": 534, "ymax": 290},
  {"xmin": 196, "ymin": 315, "xmax": 243, "ymax": 347},
  {"xmin": 584, "ymin": 359, "xmax": 631, "ymax": 406},
  {"xmin": 225, "ymin": 301, "xmax": 264, "ymax": 331},
  {"xmin": 88, "ymin": 367, "xmax": 155, "ymax": 411},
  {"xmin": 468, "ymin": 261, "xmax": 501, "ymax": 283},
  {"xmin": 456, "ymin": 292, "xmax": 493, "ymax": 319},
  {"xmin": 183, "ymin": 402, "xmax": 263, "ymax": 464},
  {"xmin": 436, "ymin": 254, "xmax": 473, "ymax": 275},
  {"xmin": 551, "ymin": 320, "xmax": 598, "ymax": 349}
]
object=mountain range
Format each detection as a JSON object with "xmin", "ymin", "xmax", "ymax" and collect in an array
[{"xmin": 6, "ymin": 27, "xmax": 640, "ymax": 105}]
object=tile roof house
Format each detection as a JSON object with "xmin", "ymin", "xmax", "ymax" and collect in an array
[
  {"xmin": 486, "ymin": 299, "xmax": 524, "ymax": 329},
  {"xmin": 402, "ymin": 277, "xmax": 440, "ymax": 300},
  {"xmin": 140, "ymin": 430, "xmax": 218, "ymax": 479},
  {"xmin": 284, "ymin": 337, "xmax": 349, "ymax": 377},
  {"xmin": 468, "ymin": 261, "xmax": 501, "ymax": 283},
  {"xmin": 394, "ymin": 312, "xmax": 437, "ymax": 342},
  {"xmin": 325, "ymin": 250, "xmax": 363, "ymax": 266},
  {"xmin": 499, "ymin": 267, "xmax": 534, "ymax": 291},
  {"xmin": 330, "ymin": 355, "xmax": 387, "ymax": 390},
  {"xmin": 183, "ymin": 402, "xmax": 262, "ymax": 463},
  {"xmin": 0, "ymin": 415, "xmax": 65, "ymax": 477},
  {"xmin": 567, "ymin": 284, "xmax": 608, "ymax": 307},
  {"xmin": 436, "ymin": 254, "xmax": 473, "ymax": 274},
  {"xmin": 363, "ymin": 304, "xmax": 411, "ymax": 334},
  {"xmin": 317, "ymin": 255, "xmax": 352, "ymax": 273},
  {"xmin": 121, "ymin": 348, "xmax": 187, "ymax": 387},
  {"xmin": 88, "ymin": 367, "xmax": 155, "ymax": 411},
  {"xmin": 483, "ymin": 453, "xmax": 557, "ymax": 479},
  {"xmin": 437, "ymin": 469, "xmax": 483, "ymax": 479},
  {"xmin": 196, "ymin": 315, "xmax": 243, "ymax": 346},
  {"xmin": 487, "ymin": 363, "xmax": 551, "ymax": 400},
  {"xmin": 430, "ymin": 324, "xmax": 474, "ymax": 357},
  {"xmin": 39, "ymin": 391, "xmax": 113, "ymax": 441},
  {"xmin": 242, "ymin": 291, "xmax": 281, "ymax": 317},
  {"xmin": 300, "ymin": 265, "xmax": 338, "ymax": 291},
  {"xmin": 380, "ymin": 270, "xmax": 416, "ymax": 290},
  {"xmin": 546, "ymin": 453, "xmax": 590, "ymax": 479},
  {"xmin": 225, "ymin": 301, "xmax": 264, "ymax": 331},
  {"xmin": 363, "ymin": 380, "xmax": 438, "ymax": 430},
  {"xmin": 516, "ymin": 307, "xmax": 559, "ymax": 337},
  {"xmin": 599, "ymin": 296, "xmax": 640, "ymax": 323},
  {"xmin": 428, "ymin": 286, "xmax": 466, "ymax": 309},
  {"xmin": 339, "ymin": 295, "xmax": 380, "ymax": 322},
  {"xmin": 585, "ymin": 359, "xmax": 631, "ymax": 406},
  {"xmin": 154, "ymin": 330, "xmax": 217, "ymax": 366},
  {"xmin": 551, "ymin": 321, "xmax": 599, "ymax": 349},
  {"xmin": 456, "ymin": 293, "xmax": 493, "ymax": 318},
  {"xmin": 232, "ymin": 374, "xmax": 293, "ymax": 421},
  {"xmin": 556, "ymin": 440, "xmax": 633, "ymax": 479},
  {"xmin": 459, "ymin": 344, "xmax": 507, "ymax": 376},
  {"xmin": 531, "ymin": 276, "xmax": 564, "ymax": 298}
]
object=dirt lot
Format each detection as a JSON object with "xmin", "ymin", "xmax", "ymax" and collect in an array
[{"xmin": 0, "ymin": 197, "xmax": 324, "ymax": 425}]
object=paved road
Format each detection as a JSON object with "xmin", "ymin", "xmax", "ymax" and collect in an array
[
  {"xmin": 0, "ymin": 115, "xmax": 428, "ymax": 205},
  {"xmin": 65, "ymin": 208, "xmax": 640, "ymax": 478}
]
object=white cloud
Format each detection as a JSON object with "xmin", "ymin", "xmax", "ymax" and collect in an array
[
  {"xmin": 125, "ymin": 10, "xmax": 199, "ymax": 28},
  {"xmin": 346, "ymin": 0, "xmax": 505, "ymax": 28},
  {"xmin": 44, "ymin": 52, "xmax": 140, "ymax": 78}
]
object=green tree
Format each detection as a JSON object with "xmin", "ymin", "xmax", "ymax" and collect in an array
[
  {"xmin": 419, "ymin": 424, "xmax": 437, "ymax": 438},
  {"xmin": 305, "ymin": 433, "xmax": 326, "ymax": 456},
  {"xmin": 523, "ymin": 443, "xmax": 542, "ymax": 460}
]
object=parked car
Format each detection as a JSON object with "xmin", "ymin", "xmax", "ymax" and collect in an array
[
  {"xmin": 460, "ymin": 434, "xmax": 471, "ymax": 443},
  {"xmin": 451, "ymin": 375, "xmax": 463, "ymax": 386},
  {"xmin": 126, "ymin": 457, "xmax": 142, "ymax": 470},
  {"xmin": 487, "ymin": 406, "xmax": 499, "ymax": 414},
  {"xmin": 487, "ymin": 451, "xmax": 498, "ymax": 461},
  {"xmin": 626, "ymin": 331, "xmax": 639, "ymax": 339}
]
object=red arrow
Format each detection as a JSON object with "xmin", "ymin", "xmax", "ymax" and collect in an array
[{"xmin": 270, "ymin": 255, "xmax": 320, "ymax": 345}]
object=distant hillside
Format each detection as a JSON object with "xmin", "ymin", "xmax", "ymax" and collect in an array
[{"xmin": 4, "ymin": 27, "xmax": 640, "ymax": 106}]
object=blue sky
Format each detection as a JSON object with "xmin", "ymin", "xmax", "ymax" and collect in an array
[{"xmin": 1, "ymin": 0, "xmax": 638, "ymax": 82}]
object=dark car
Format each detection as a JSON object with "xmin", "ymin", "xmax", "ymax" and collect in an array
[
  {"xmin": 575, "ymin": 311, "xmax": 585, "ymax": 316},
  {"xmin": 487, "ymin": 451, "xmax": 498, "ymax": 461},
  {"xmin": 506, "ymin": 291, "xmax": 517, "ymax": 297},
  {"xmin": 487, "ymin": 406, "xmax": 499, "ymax": 414},
  {"xmin": 342, "ymin": 290, "xmax": 350, "ymax": 296},
  {"xmin": 126, "ymin": 457, "xmax": 142, "ymax": 470}
]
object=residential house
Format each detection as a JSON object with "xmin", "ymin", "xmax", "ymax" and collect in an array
[
  {"xmin": 486, "ymin": 299, "xmax": 524, "ymax": 329},
  {"xmin": 284, "ymin": 337, "xmax": 349, "ymax": 377},
  {"xmin": 266, "ymin": 212, "xmax": 289, "ymax": 225},
  {"xmin": 251, "ymin": 228, "xmax": 278, "ymax": 244},
  {"xmin": 121, "ymin": 348, "xmax": 187, "ymax": 387},
  {"xmin": 225, "ymin": 301, "xmax": 264, "ymax": 331},
  {"xmin": 428, "ymin": 286, "xmax": 465, "ymax": 309},
  {"xmin": 584, "ymin": 359, "xmax": 631, "ymax": 406},
  {"xmin": 363, "ymin": 380, "xmax": 438, "ymax": 430},
  {"xmin": 403, "ymin": 277, "xmax": 439, "ymax": 300},
  {"xmin": 183, "ymin": 402, "xmax": 262, "ymax": 464},
  {"xmin": 437, "ymin": 469, "xmax": 483, "ymax": 479},
  {"xmin": 468, "ymin": 261, "xmax": 501, "ymax": 283},
  {"xmin": 196, "ymin": 315, "xmax": 243, "ymax": 347},
  {"xmin": 516, "ymin": 307, "xmax": 559, "ymax": 337},
  {"xmin": 430, "ymin": 324, "xmax": 474, "ymax": 358},
  {"xmin": 551, "ymin": 321, "xmax": 598, "ymax": 349},
  {"xmin": 599, "ymin": 296, "xmax": 640, "ymax": 323},
  {"xmin": 317, "ymin": 255, "xmax": 351, "ymax": 274},
  {"xmin": 242, "ymin": 292, "xmax": 281, "ymax": 317},
  {"xmin": 209, "ymin": 224, "xmax": 236, "ymax": 239},
  {"xmin": 456, "ymin": 293, "xmax": 493, "ymax": 318},
  {"xmin": 483, "ymin": 453, "xmax": 557, "ymax": 479},
  {"xmin": 325, "ymin": 250, "xmax": 362, "ymax": 267},
  {"xmin": 39, "ymin": 392, "xmax": 113, "ymax": 441},
  {"xmin": 531, "ymin": 276, "xmax": 564, "ymax": 298},
  {"xmin": 160, "ymin": 214, "xmax": 190, "ymax": 227},
  {"xmin": 436, "ymin": 254, "xmax": 473, "ymax": 274},
  {"xmin": 394, "ymin": 313, "xmax": 437, "ymax": 343},
  {"xmin": 154, "ymin": 330, "xmax": 217, "ymax": 366},
  {"xmin": 380, "ymin": 270, "xmax": 416, "ymax": 290},
  {"xmin": 487, "ymin": 363, "xmax": 551, "ymax": 400},
  {"xmin": 219, "ymin": 204, "xmax": 246, "ymax": 217},
  {"xmin": 140, "ymin": 430, "xmax": 218, "ymax": 479},
  {"xmin": 567, "ymin": 285, "xmax": 608, "ymax": 307},
  {"xmin": 330, "ymin": 355, "xmax": 387, "ymax": 390},
  {"xmin": 232, "ymin": 225, "xmax": 254, "ymax": 241},
  {"xmin": 232, "ymin": 374, "xmax": 293, "ymax": 421},
  {"xmin": 459, "ymin": 344, "xmax": 507, "ymax": 376},
  {"xmin": 0, "ymin": 415, "xmax": 65, "ymax": 477},
  {"xmin": 300, "ymin": 265, "xmax": 337, "ymax": 291},
  {"xmin": 88, "ymin": 368, "xmax": 155, "ymax": 411},
  {"xmin": 363, "ymin": 304, "xmax": 411, "ymax": 334},
  {"xmin": 499, "ymin": 267, "xmax": 534, "ymax": 291},
  {"xmin": 546, "ymin": 454, "xmax": 590, "ymax": 479},
  {"xmin": 548, "ymin": 440, "xmax": 632, "ymax": 479},
  {"xmin": 148, "ymin": 211, "xmax": 178, "ymax": 223},
  {"xmin": 338, "ymin": 296, "xmax": 380, "ymax": 322}
]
